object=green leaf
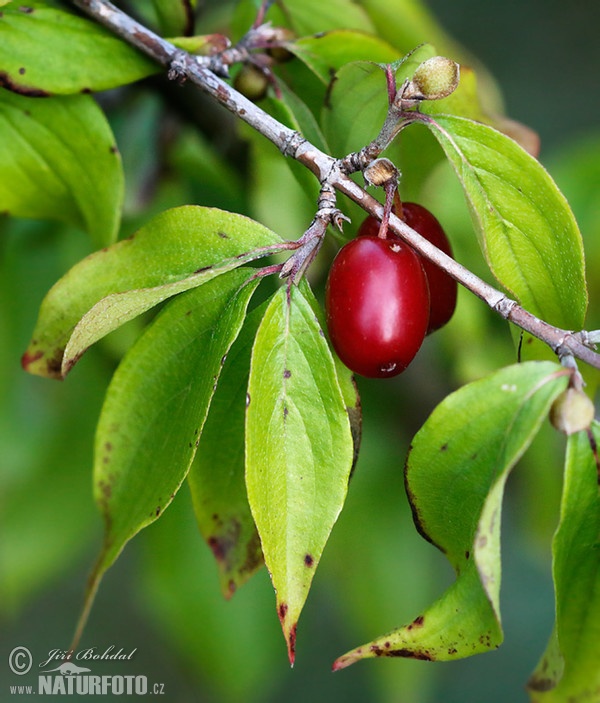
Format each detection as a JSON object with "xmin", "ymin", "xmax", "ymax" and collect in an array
[
  {"xmin": 92, "ymin": 269, "xmax": 260, "ymax": 580},
  {"xmin": 188, "ymin": 304, "xmax": 266, "ymax": 599},
  {"xmin": 321, "ymin": 49, "xmax": 434, "ymax": 158},
  {"xmin": 279, "ymin": 0, "xmax": 375, "ymax": 35},
  {"xmin": 321, "ymin": 61, "xmax": 388, "ymax": 158},
  {"xmin": 423, "ymin": 114, "xmax": 588, "ymax": 329},
  {"xmin": 22, "ymin": 206, "xmax": 286, "ymax": 378},
  {"xmin": 0, "ymin": 89, "xmax": 123, "ymax": 247},
  {"xmin": 289, "ymin": 31, "xmax": 399, "ymax": 85},
  {"xmin": 333, "ymin": 361, "xmax": 568, "ymax": 670},
  {"xmin": 152, "ymin": 0, "xmax": 195, "ymax": 36},
  {"xmin": 246, "ymin": 284, "xmax": 354, "ymax": 664},
  {"xmin": 300, "ymin": 280, "xmax": 362, "ymax": 470},
  {"xmin": 528, "ymin": 424, "xmax": 600, "ymax": 701},
  {"xmin": 0, "ymin": 0, "xmax": 158, "ymax": 94}
]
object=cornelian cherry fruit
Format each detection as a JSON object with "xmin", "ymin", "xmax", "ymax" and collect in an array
[
  {"xmin": 356, "ymin": 202, "xmax": 457, "ymax": 333},
  {"xmin": 325, "ymin": 235, "xmax": 430, "ymax": 378},
  {"xmin": 401, "ymin": 203, "xmax": 456, "ymax": 332}
]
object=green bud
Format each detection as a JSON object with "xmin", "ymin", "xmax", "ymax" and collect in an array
[{"xmin": 410, "ymin": 56, "xmax": 460, "ymax": 101}]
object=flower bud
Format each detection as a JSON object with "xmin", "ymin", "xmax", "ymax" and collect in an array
[{"xmin": 406, "ymin": 56, "xmax": 460, "ymax": 102}]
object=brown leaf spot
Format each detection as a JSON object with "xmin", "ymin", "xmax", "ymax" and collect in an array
[
  {"xmin": 217, "ymin": 231, "xmax": 230, "ymax": 239},
  {"xmin": 0, "ymin": 71, "xmax": 49, "ymax": 97},
  {"xmin": 278, "ymin": 601, "xmax": 288, "ymax": 623},
  {"xmin": 527, "ymin": 675, "xmax": 555, "ymax": 692},
  {"xmin": 21, "ymin": 349, "xmax": 43, "ymax": 371},
  {"xmin": 304, "ymin": 554, "xmax": 314, "ymax": 567},
  {"xmin": 388, "ymin": 648, "xmax": 433, "ymax": 661},
  {"xmin": 19, "ymin": 5, "xmax": 34, "ymax": 13},
  {"xmin": 207, "ymin": 518, "xmax": 241, "ymax": 567},
  {"xmin": 440, "ymin": 443, "xmax": 448, "ymax": 452},
  {"xmin": 407, "ymin": 615, "xmax": 425, "ymax": 630},
  {"xmin": 283, "ymin": 369, "xmax": 291, "ymax": 379}
]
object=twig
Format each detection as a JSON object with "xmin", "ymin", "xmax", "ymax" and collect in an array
[{"xmin": 69, "ymin": 0, "xmax": 600, "ymax": 371}]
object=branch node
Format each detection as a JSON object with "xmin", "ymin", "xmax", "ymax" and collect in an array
[
  {"xmin": 281, "ymin": 131, "xmax": 307, "ymax": 158},
  {"xmin": 492, "ymin": 296, "xmax": 517, "ymax": 319},
  {"xmin": 167, "ymin": 52, "xmax": 189, "ymax": 84}
]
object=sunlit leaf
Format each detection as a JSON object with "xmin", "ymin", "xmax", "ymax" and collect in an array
[
  {"xmin": 528, "ymin": 423, "xmax": 600, "ymax": 701},
  {"xmin": 0, "ymin": 90, "xmax": 123, "ymax": 247},
  {"xmin": 246, "ymin": 284, "xmax": 354, "ymax": 664},
  {"xmin": 334, "ymin": 362, "xmax": 568, "ymax": 670},
  {"xmin": 0, "ymin": 0, "xmax": 157, "ymax": 94},
  {"xmin": 22, "ymin": 206, "xmax": 286, "ymax": 378},
  {"xmin": 423, "ymin": 114, "xmax": 587, "ymax": 329}
]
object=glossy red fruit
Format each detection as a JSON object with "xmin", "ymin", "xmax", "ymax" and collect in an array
[
  {"xmin": 325, "ymin": 236, "xmax": 430, "ymax": 378},
  {"xmin": 401, "ymin": 202, "xmax": 457, "ymax": 333},
  {"xmin": 356, "ymin": 204, "xmax": 457, "ymax": 333}
]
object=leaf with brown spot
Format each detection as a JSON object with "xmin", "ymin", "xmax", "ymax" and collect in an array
[
  {"xmin": 22, "ymin": 206, "xmax": 285, "ymax": 379},
  {"xmin": 0, "ymin": 0, "xmax": 157, "ymax": 94},
  {"xmin": 334, "ymin": 362, "xmax": 568, "ymax": 670},
  {"xmin": 79, "ymin": 270, "xmax": 260, "ymax": 634},
  {"xmin": 246, "ymin": 284, "xmax": 354, "ymax": 665}
]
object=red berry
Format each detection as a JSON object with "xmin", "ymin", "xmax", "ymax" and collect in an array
[
  {"xmin": 325, "ymin": 236, "xmax": 430, "ymax": 378},
  {"xmin": 356, "ymin": 204, "xmax": 457, "ymax": 333},
  {"xmin": 401, "ymin": 203, "xmax": 456, "ymax": 333},
  {"xmin": 356, "ymin": 214, "xmax": 380, "ymax": 239}
]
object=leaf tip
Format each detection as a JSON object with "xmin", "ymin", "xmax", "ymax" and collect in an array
[
  {"xmin": 277, "ymin": 600, "xmax": 297, "ymax": 667},
  {"xmin": 332, "ymin": 648, "xmax": 363, "ymax": 671},
  {"xmin": 21, "ymin": 346, "xmax": 64, "ymax": 379}
]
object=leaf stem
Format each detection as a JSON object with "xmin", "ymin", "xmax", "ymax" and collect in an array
[{"xmin": 69, "ymin": 0, "xmax": 600, "ymax": 371}]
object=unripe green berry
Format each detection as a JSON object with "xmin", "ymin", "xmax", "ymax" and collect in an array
[
  {"xmin": 410, "ymin": 56, "xmax": 460, "ymax": 101},
  {"xmin": 550, "ymin": 388, "xmax": 595, "ymax": 435},
  {"xmin": 233, "ymin": 64, "xmax": 269, "ymax": 102}
]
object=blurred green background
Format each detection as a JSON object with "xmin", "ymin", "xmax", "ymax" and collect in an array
[{"xmin": 2, "ymin": 0, "xmax": 599, "ymax": 701}]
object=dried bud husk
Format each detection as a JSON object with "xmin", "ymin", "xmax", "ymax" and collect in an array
[
  {"xmin": 550, "ymin": 388, "xmax": 595, "ymax": 435},
  {"xmin": 405, "ymin": 56, "xmax": 460, "ymax": 102},
  {"xmin": 363, "ymin": 158, "xmax": 399, "ymax": 187}
]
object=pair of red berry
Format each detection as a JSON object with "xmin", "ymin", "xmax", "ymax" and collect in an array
[{"xmin": 325, "ymin": 203, "xmax": 456, "ymax": 378}]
